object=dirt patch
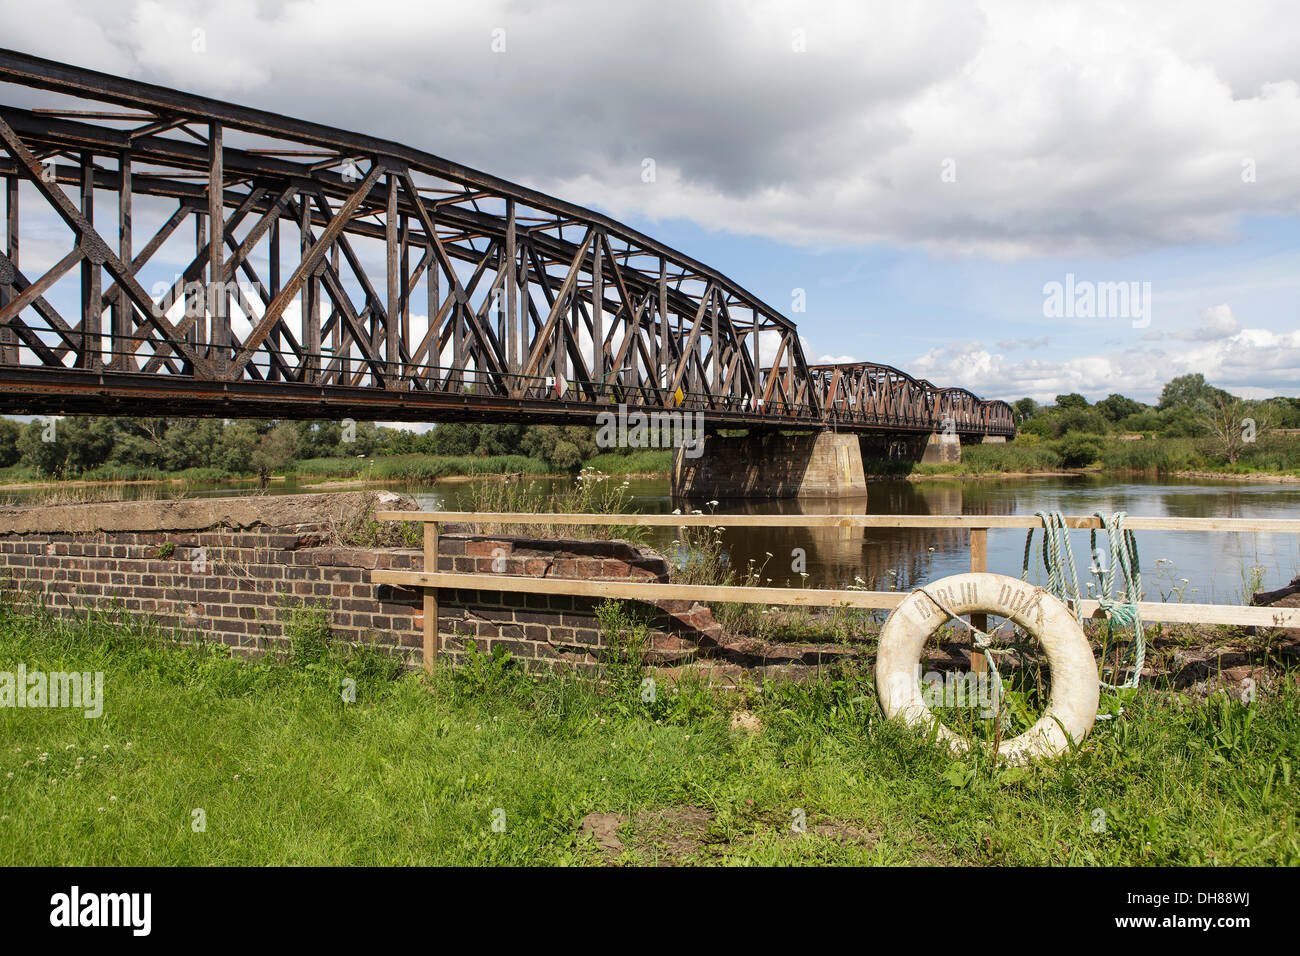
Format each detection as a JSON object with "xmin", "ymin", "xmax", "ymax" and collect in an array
[
  {"xmin": 579, "ymin": 805, "xmax": 715, "ymax": 864},
  {"xmin": 579, "ymin": 812, "xmax": 625, "ymax": 856},
  {"xmin": 803, "ymin": 819, "xmax": 878, "ymax": 844},
  {"xmin": 750, "ymin": 809, "xmax": 881, "ymax": 847}
]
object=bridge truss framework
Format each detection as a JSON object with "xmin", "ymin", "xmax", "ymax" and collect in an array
[{"xmin": 0, "ymin": 50, "xmax": 1014, "ymax": 438}]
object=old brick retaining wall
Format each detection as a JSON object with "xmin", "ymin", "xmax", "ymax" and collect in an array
[{"xmin": 0, "ymin": 491, "xmax": 732, "ymax": 674}]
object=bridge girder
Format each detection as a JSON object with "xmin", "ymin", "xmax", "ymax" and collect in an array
[{"xmin": 0, "ymin": 50, "xmax": 1014, "ymax": 438}]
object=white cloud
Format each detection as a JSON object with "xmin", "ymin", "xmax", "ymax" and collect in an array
[
  {"xmin": 996, "ymin": 335, "xmax": 1051, "ymax": 351},
  {"xmin": 3, "ymin": 0, "xmax": 1297, "ymax": 258},
  {"xmin": 1172, "ymin": 303, "xmax": 1240, "ymax": 341},
  {"xmin": 911, "ymin": 310, "xmax": 1300, "ymax": 402}
]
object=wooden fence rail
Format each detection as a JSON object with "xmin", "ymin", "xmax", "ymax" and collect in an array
[{"xmin": 371, "ymin": 510, "xmax": 1300, "ymax": 672}]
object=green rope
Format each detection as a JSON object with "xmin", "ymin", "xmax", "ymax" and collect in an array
[
  {"xmin": 909, "ymin": 509, "xmax": 1146, "ymax": 735},
  {"xmin": 1087, "ymin": 511, "xmax": 1145, "ymax": 691},
  {"xmin": 1021, "ymin": 510, "xmax": 1146, "ymax": 711}
]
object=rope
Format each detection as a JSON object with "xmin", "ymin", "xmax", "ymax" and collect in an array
[
  {"xmin": 913, "ymin": 585, "xmax": 1015, "ymax": 734},
  {"xmin": 1087, "ymin": 512, "xmax": 1145, "ymax": 691},
  {"xmin": 1021, "ymin": 510, "xmax": 1146, "ymax": 717},
  {"xmin": 908, "ymin": 510, "xmax": 1146, "ymax": 734}
]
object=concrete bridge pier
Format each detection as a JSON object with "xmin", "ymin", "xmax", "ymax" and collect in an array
[
  {"xmin": 910, "ymin": 432, "xmax": 1006, "ymax": 463},
  {"xmin": 671, "ymin": 431, "xmax": 867, "ymax": 500},
  {"xmin": 917, "ymin": 432, "xmax": 963, "ymax": 464},
  {"xmin": 860, "ymin": 432, "xmax": 963, "ymax": 466}
]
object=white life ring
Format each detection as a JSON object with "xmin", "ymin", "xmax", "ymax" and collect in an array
[{"xmin": 876, "ymin": 572, "xmax": 1099, "ymax": 761}]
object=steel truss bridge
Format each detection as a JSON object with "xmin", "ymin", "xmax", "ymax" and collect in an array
[{"xmin": 0, "ymin": 51, "xmax": 1014, "ymax": 438}]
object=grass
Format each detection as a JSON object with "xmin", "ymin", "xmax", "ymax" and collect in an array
[
  {"xmin": 0, "ymin": 454, "xmax": 555, "ymax": 493},
  {"xmin": 2, "ymin": 600, "xmax": 1296, "ymax": 865},
  {"xmin": 293, "ymin": 454, "xmax": 552, "ymax": 483},
  {"xmin": 582, "ymin": 450, "xmax": 673, "ymax": 476},
  {"xmin": 457, "ymin": 469, "xmax": 646, "ymax": 541},
  {"xmin": 860, "ymin": 432, "xmax": 1300, "ymax": 479},
  {"xmin": 1090, "ymin": 434, "xmax": 1300, "ymax": 476}
]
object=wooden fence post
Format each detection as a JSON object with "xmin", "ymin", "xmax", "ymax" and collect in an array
[
  {"xmin": 969, "ymin": 527, "xmax": 987, "ymax": 674},
  {"xmin": 423, "ymin": 521, "xmax": 439, "ymax": 674}
]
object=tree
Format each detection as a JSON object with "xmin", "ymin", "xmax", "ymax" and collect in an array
[
  {"xmin": 16, "ymin": 417, "xmax": 114, "ymax": 477},
  {"xmin": 250, "ymin": 422, "xmax": 302, "ymax": 484},
  {"xmin": 1055, "ymin": 433, "xmax": 1104, "ymax": 467},
  {"xmin": 1054, "ymin": 393, "xmax": 1089, "ymax": 410},
  {"xmin": 429, "ymin": 423, "xmax": 479, "ymax": 456},
  {"xmin": 1096, "ymin": 393, "xmax": 1143, "ymax": 423},
  {"xmin": 162, "ymin": 419, "xmax": 224, "ymax": 471},
  {"xmin": 1054, "ymin": 406, "xmax": 1108, "ymax": 436},
  {"xmin": 521, "ymin": 425, "xmax": 596, "ymax": 471},
  {"xmin": 107, "ymin": 418, "xmax": 168, "ymax": 470},
  {"xmin": 475, "ymin": 423, "xmax": 526, "ymax": 457},
  {"xmin": 0, "ymin": 417, "xmax": 20, "ymax": 468},
  {"xmin": 1012, "ymin": 397, "xmax": 1038, "ymax": 424},
  {"xmin": 1199, "ymin": 394, "xmax": 1272, "ymax": 464},
  {"xmin": 1120, "ymin": 409, "xmax": 1162, "ymax": 433},
  {"xmin": 1158, "ymin": 373, "xmax": 1228, "ymax": 412},
  {"xmin": 1159, "ymin": 404, "xmax": 1207, "ymax": 438},
  {"xmin": 214, "ymin": 421, "xmax": 259, "ymax": 474}
]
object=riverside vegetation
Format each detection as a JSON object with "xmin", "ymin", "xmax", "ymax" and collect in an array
[
  {"xmin": 1, "ymin": 595, "xmax": 1295, "ymax": 865},
  {"xmin": 2, "ymin": 373, "xmax": 1296, "ymax": 490}
]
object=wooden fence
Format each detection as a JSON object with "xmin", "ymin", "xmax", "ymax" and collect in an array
[{"xmin": 371, "ymin": 510, "xmax": 1300, "ymax": 673}]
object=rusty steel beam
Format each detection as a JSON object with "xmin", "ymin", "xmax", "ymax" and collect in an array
[{"xmin": 0, "ymin": 49, "xmax": 1014, "ymax": 438}]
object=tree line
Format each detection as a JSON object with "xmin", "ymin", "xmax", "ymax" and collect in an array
[
  {"xmin": 1011, "ymin": 374, "xmax": 1300, "ymax": 464},
  {"xmin": 1, "ymin": 374, "xmax": 1293, "ymax": 480},
  {"xmin": 0, "ymin": 416, "xmax": 602, "ymax": 480}
]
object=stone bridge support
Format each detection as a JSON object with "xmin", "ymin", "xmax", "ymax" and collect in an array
[
  {"xmin": 917, "ymin": 432, "xmax": 963, "ymax": 464},
  {"xmin": 860, "ymin": 432, "xmax": 963, "ymax": 466},
  {"xmin": 671, "ymin": 431, "xmax": 867, "ymax": 500}
]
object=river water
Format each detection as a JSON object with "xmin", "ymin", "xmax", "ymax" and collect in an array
[{"xmin": 13, "ymin": 474, "xmax": 1297, "ymax": 604}]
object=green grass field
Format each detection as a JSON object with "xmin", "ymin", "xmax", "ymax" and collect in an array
[{"xmin": 1, "ymin": 603, "xmax": 1296, "ymax": 865}]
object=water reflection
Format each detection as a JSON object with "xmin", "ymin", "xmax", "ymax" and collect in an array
[
  {"xmin": 425, "ymin": 474, "xmax": 1299, "ymax": 603},
  {"xmin": 5, "ymin": 472, "xmax": 1295, "ymax": 603}
]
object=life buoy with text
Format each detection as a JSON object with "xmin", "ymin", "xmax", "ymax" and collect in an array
[{"xmin": 876, "ymin": 572, "xmax": 1099, "ymax": 761}]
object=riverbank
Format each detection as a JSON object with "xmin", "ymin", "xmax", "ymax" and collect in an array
[
  {"xmin": 901, "ymin": 466, "xmax": 1300, "ymax": 483},
  {"xmin": 3, "ymin": 433, "xmax": 1300, "ymax": 497}
]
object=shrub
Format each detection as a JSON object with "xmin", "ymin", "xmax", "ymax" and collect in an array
[
  {"xmin": 1054, "ymin": 433, "xmax": 1104, "ymax": 467},
  {"xmin": 960, "ymin": 443, "xmax": 1061, "ymax": 474}
]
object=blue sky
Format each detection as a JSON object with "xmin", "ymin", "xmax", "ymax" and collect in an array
[
  {"xmin": 3, "ymin": 0, "xmax": 1298, "ymax": 406},
  {"xmin": 619, "ymin": 212, "xmax": 1300, "ymax": 404}
]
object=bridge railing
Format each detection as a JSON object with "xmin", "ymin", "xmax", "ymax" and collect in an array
[{"xmin": 371, "ymin": 509, "xmax": 1300, "ymax": 672}]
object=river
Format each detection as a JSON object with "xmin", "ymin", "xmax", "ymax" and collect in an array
[{"xmin": 13, "ymin": 472, "xmax": 1294, "ymax": 605}]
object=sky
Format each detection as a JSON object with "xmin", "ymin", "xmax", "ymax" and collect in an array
[{"xmin": 2, "ymin": 0, "xmax": 1298, "ymax": 404}]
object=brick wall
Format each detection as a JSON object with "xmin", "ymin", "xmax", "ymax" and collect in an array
[{"xmin": 0, "ymin": 491, "xmax": 726, "ymax": 674}]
